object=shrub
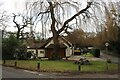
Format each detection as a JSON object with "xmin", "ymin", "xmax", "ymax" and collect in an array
[
  {"xmin": 92, "ymin": 49, "xmax": 100, "ymax": 58},
  {"xmin": 2, "ymin": 35, "xmax": 20, "ymax": 59},
  {"xmin": 2, "ymin": 35, "xmax": 27, "ymax": 60}
]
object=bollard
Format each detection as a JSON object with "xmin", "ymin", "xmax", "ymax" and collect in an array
[
  {"xmin": 78, "ymin": 64, "xmax": 81, "ymax": 71},
  {"xmin": 38, "ymin": 63, "xmax": 40, "ymax": 70},
  {"xmin": 106, "ymin": 62, "xmax": 108, "ymax": 70},
  {"xmin": 3, "ymin": 60, "xmax": 6, "ymax": 64},
  {"xmin": 14, "ymin": 61, "xmax": 17, "ymax": 67}
]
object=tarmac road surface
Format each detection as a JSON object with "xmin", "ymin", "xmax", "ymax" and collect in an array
[{"xmin": 1, "ymin": 65, "xmax": 119, "ymax": 80}]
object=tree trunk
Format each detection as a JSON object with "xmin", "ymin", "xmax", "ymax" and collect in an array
[
  {"xmin": 2, "ymin": 30, "xmax": 4, "ymax": 39},
  {"xmin": 47, "ymin": 1, "xmax": 61, "ymax": 60},
  {"xmin": 51, "ymin": 32, "xmax": 61, "ymax": 60},
  {"xmin": 17, "ymin": 29, "xmax": 20, "ymax": 39}
]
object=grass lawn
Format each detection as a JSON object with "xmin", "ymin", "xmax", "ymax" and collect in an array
[
  {"xmin": 81, "ymin": 53, "xmax": 94, "ymax": 57},
  {"xmin": 2, "ymin": 60, "xmax": 118, "ymax": 72}
]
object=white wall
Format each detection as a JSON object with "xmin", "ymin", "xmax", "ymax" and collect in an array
[
  {"xmin": 63, "ymin": 42, "xmax": 73, "ymax": 57},
  {"xmin": 27, "ymin": 49, "xmax": 36, "ymax": 54},
  {"xmin": 38, "ymin": 49, "xmax": 45, "ymax": 57},
  {"xmin": 66, "ymin": 48, "xmax": 73, "ymax": 57}
]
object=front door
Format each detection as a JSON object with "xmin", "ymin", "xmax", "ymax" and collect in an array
[{"xmin": 45, "ymin": 48, "xmax": 65, "ymax": 58}]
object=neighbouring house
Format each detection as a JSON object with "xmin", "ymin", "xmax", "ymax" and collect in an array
[
  {"xmin": 26, "ymin": 39, "xmax": 46, "ymax": 58},
  {"xmin": 26, "ymin": 36, "xmax": 73, "ymax": 59},
  {"xmin": 27, "ymin": 46, "xmax": 45, "ymax": 58}
]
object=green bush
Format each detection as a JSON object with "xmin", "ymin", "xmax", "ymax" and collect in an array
[
  {"xmin": 2, "ymin": 35, "xmax": 27, "ymax": 60},
  {"xmin": 50, "ymin": 53, "xmax": 62, "ymax": 60},
  {"xmin": 92, "ymin": 49, "xmax": 100, "ymax": 58},
  {"xmin": 2, "ymin": 35, "xmax": 20, "ymax": 59}
]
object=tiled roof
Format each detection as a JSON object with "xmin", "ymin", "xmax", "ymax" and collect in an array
[
  {"xmin": 39, "ymin": 36, "xmax": 72, "ymax": 49},
  {"xmin": 26, "ymin": 39, "xmax": 47, "ymax": 49},
  {"xmin": 27, "ymin": 36, "xmax": 72, "ymax": 49}
]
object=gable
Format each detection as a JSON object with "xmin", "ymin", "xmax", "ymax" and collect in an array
[
  {"xmin": 45, "ymin": 37, "xmax": 72, "ymax": 48},
  {"xmin": 45, "ymin": 44, "xmax": 67, "ymax": 48},
  {"xmin": 45, "ymin": 39, "xmax": 54, "ymax": 48}
]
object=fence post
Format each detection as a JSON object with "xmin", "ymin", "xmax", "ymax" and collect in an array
[
  {"xmin": 14, "ymin": 61, "xmax": 17, "ymax": 67},
  {"xmin": 38, "ymin": 63, "xmax": 40, "ymax": 71},
  {"xmin": 106, "ymin": 62, "xmax": 108, "ymax": 70},
  {"xmin": 78, "ymin": 64, "xmax": 81, "ymax": 71},
  {"xmin": 3, "ymin": 60, "xmax": 5, "ymax": 64}
]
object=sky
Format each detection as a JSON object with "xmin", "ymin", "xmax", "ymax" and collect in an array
[
  {"xmin": 0, "ymin": 0, "xmax": 88, "ymax": 14},
  {"xmin": 0, "ymin": 0, "xmax": 88, "ymax": 33},
  {"xmin": 0, "ymin": 0, "xmax": 120, "ymax": 38},
  {"xmin": 0, "ymin": 0, "xmax": 40, "ymax": 33},
  {"xmin": 0, "ymin": 0, "xmax": 91, "ymax": 14}
]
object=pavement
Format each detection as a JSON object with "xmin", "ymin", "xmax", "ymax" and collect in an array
[{"xmin": 1, "ymin": 65, "xmax": 119, "ymax": 79}]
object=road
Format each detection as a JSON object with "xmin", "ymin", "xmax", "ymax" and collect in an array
[
  {"xmin": 1, "ymin": 65, "xmax": 119, "ymax": 79},
  {"xmin": 100, "ymin": 52, "xmax": 120, "ymax": 64}
]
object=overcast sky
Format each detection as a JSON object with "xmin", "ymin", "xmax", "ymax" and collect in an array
[
  {"xmin": 0, "ymin": 0, "xmax": 88, "ymax": 33},
  {"xmin": 0, "ymin": 0, "xmax": 89, "ymax": 14},
  {"xmin": 0, "ymin": 0, "xmax": 119, "ymax": 37},
  {"xmin": 0, "ymin": 0, "xmax": 26, "ymax": 13},
  {"xmin": 0, "ymin": 0, "xmax": 119, "ymax": 17}
]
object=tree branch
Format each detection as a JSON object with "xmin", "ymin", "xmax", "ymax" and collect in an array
[
  {"xmin": 58, "ymin": 2, "xmax": 92, "ymax": 34},
  {"xmin": 13, "ymin": 13, "xmax": 20, "ymax": 29},
  {"xmin": 48, "ymin": 1, "xmax": 57, "ymax": 34},
  {"xmin": 37, "ymin": 10, "xmax": 50, "ymax": 16}
]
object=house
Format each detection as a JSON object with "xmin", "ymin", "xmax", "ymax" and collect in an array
[
  {"xmin": 38, "ymin": 36, "xmax": 73, "ymax": 58},
  {"xmin": 26, "ymin": 39, "xmax": 46, "ymax": 58},
  {"xmin": 27, "ymin": 46, "xmax": 46, "ymax": 58},
  {"xmin": 26, "ymin": 36, "xmax": 73, "ymax": 59}
]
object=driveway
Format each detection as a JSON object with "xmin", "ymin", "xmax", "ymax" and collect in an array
[{"xmin": 67, "ymin": 52, "xmax": 119, "ymax": 64}]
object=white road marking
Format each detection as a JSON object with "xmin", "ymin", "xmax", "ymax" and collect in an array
[
  {"xmin": 38, "ymin": 74, "xmax": 43, "ymax": 76},
  {"xmin": 24, "ymin": 70, "xmax": 43, "ymax": 76},
  {"xmin": 24, "ymin": 70, "xmax": 38, "ymax": 74}
]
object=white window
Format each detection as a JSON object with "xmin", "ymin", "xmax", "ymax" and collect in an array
[{"xmin": 40, "ymin": 51, "xmax": 44, "ymax": 53}]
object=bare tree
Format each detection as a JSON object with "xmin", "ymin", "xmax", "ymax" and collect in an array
[
  {"xmin": 92, "ymin": 1, "xmax": 119, "ymax": 48},
  {"xmin": 22, "ymin": 0, "xmax": 106, "ymax": 59},
  {"xmin": 66, "ymin": 29, "xmax": 86, "ymax": 46},
  {"xmin": 104, "ymin": 2, "xmax": 118, "ymax": 42},
  {"xmin": 12, "ymin": 13, "xmax": 28, "ymax": 39},
  {"xmin": 0, "ymin": 11, "xmax": 10, "ymax": 38},
  {"xmin": 23, "ymin": 1, "xmax": 50, "ymax": 39},
  {"xmin": 25, "ymin": 0, "xmax": 94, "ymax": 59}
]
